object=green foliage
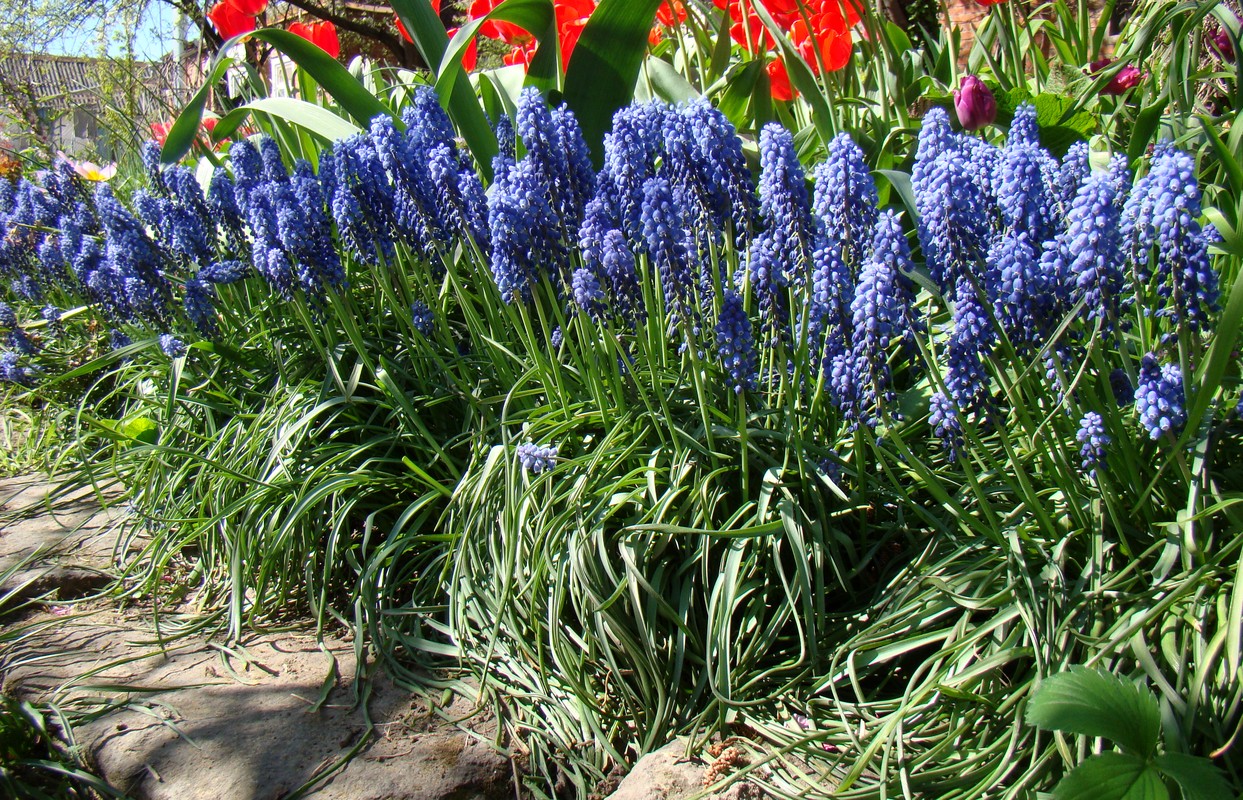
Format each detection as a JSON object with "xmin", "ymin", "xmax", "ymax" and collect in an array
[
  {"xmin": 561, "ymin": 0, "xmax": 664, "ymax": 163},
  {"xmin": 1027, "ymin": 668, "xmax": 1162, "ymax": 759},
  {"xmin": 8, "ymin": 1, "xmax": 1243, "ymax": 798},
  {"xmin": 1028, "ymin": 667, "xmax": 1235, "ymax": 800}
]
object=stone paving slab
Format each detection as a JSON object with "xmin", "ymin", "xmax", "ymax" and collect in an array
[
  {"xmin": 0, "ymin": 476, "xmax": 513, "ymax": 800},
  {"xmin": 0, "ymin": 474, "xmax": 128, "ymax": 605}
]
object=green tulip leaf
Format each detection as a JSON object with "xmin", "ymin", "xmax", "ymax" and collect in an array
[{"xmin": 562, "ymin": 0, "xmax": 665, "ymax": 166}]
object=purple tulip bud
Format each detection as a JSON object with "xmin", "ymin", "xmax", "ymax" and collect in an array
[
  {"xmin": 1213, "ymin": 26, "xmax": 1236, "ymax": 62},
  {"xmin": 1090, "ymin": 58, "xmax": 1144, "ymax": 95},
  {"xmin": 954, "ymin": 75, "xmax": 996, "ymax": 132},
  {"xmin": 1105, "ymin": 64, "xmax": 1143, "ymax": 94}
]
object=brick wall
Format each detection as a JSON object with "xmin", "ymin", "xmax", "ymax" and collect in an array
[{"xmin": 945, "ymin": 0, "xmax": 1113, "ymax": 61}]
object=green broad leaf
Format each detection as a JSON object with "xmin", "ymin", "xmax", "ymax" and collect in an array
[
  {"xmin": 706, "ymin": 2, "xmax": 733, "ymax": 84},
  {"xmin": 1153, "ymin": 752, "xmax": 1234, "ymax": 800},
  {"xmin": 1183, "ymin": 240, "xmax": 1243, "ymax": 446},
  {"xmin": 120, "ymin": 418, "xmax": 159, "ymax": 446},
  {"xmin": 718, "ymin": 60, "xmax": 764, "ymax": 129},
  {"xmin": 213, "ymin": 97, "xmax": 361, "ymax": 144},
  {"xmin": 994, "ymin": 88, "xmax": 1093, "ymax": 155},
  {"xmin": 1204, "ymin": 207, "xmax": 1243, "ymax": 257},
  {"xmin": 1128, "ymin": 92, "xmax": 1168, "ymax": 167},
  {"xmin": 1198, "ymin": 114, "xmax": 1243, "ymax": 196},
  {"xmin": 562, "ymin": 0, "xmax": 665, "ymax": 166},
  {"xmin": 248, "ymin": 29, "xmax": 391, "ymax": 128},
  {"xmin": 1039, "ymin": 125, "xmax": 1090, "ymax": 158},
  {"xmin": 876, "ymin": 169, "xmax": 917, "ymax": 223},
  {"xmin": 438, "ymin": 0, "xmax": 559, "ymax": 98},
  {"xmin": 644, "ymin": 56, "xmax": 699, "ymax": 104},
  {"xmin": 750, "ymin": 0, "xmax": 835, "ymax": 147},
  {"xmin": 479, "ymin": 65, "xmax": 528, "ymax": 124},
  {"xmin": 1030, "ymin": 93, "xmax": 1096, "ymax": 135},
  {"xmin": 1054, "ymin": 754, "xmax": 1169, "ymax": 800},
  {"xmin": 1026, "ymin": 667, "xmax": 1161, "ymax": 759},
  {"xmin": 392, "ymin": 0, "xmax": 497, "ymax": 179}
]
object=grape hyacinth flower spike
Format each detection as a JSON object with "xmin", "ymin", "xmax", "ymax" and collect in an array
[{"xmin": 516, "ymin": 442, "xmax": 558, "ymax": 474}]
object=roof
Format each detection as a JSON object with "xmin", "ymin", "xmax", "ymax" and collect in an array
[{"xmin": 0, "ymin": 52, "xmax": 170, "ymax": 112}]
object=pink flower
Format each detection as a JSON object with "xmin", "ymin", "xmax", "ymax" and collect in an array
[
  {"xmin": 954, "ymin": 75, "xmax": 996, "ymax": 131},
  {"xmin": 1090, "ymin": 58, "xmax": 1143, "ymax": 95}
]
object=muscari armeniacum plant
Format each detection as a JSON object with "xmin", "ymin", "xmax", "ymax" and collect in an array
[
  {"xmin": 0, "ymin": 88, "xmax": 1235, "ymax": 792},
  {"xmin": 0, "ymin": 89, "xmax": 1231, "ymax": 597}
]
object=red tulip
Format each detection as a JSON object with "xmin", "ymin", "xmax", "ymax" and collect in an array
[
  {"xmin": 656, "ymin": 1, "xmax": 687, "ymax": 26},
  {"xmin": 445, "ymin": 27, "xmax": 478, "ymax": 71},
  {"xmin": 397, "ymin": 0, "xmax": 439, "ymax": 41},
  {"xmin": 207, "ymin": 1, "xmax": 257, "ymax": 39},
  {"xmin": 471, "ymin": 0, "xmax": 533, "ymax": 45},
  {"xmin": 150, "ymin": 121, "xmax": 172, "ymax": 146},
  {"xmin": 396, "ymin": 15, "xmax": 413, "ymax": 43},
  {"xmin": 504, "ymin": 41, "xmax": 536, "ymax": 68},
  {"xmin": 954, "ymin": 75, "xmax": 996, "ymax": 131},
  {"xmin": 790, "ymin": 13, "xmax": 852, "ymax": 75},
  {"xmin": 289, "ymin": 21, "xmax": 340, "ymax": 59},
  {"xmin": 225, "ymin": 0, "xmax": 267, "ymax": 16},
  {"xmin": 767, "ymin": 58, "xmax": 795, "ymax": 102},
  {"xmin": 975, "ymin": 0, "xmax": 1007, "ymax": 5}
]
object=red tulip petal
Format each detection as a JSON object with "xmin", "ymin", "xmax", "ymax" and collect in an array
[
  {"xmin": 224, "ymin": 0, "xmax": 267, "ymax": 17},
  {"xmin": 208, "ymin": 1, "xmax": 256, "ymax": 39}
]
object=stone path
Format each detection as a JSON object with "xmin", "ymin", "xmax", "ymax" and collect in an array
[
  {"xmin": 0, "ymin": 474, "xmax": 766, "ymax": 800},
  {"xmin": 0, "ymin": 475, "xmax": 511, "ymax": 800}
]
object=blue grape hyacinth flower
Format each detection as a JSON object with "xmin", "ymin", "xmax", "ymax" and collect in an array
[
  {"xmin": 159, "ymin": 334, "xmax": 186, "ymax": 358},
  {"xmin": 1135, "ymin": 353, "xmax": 1186, "ymax": 440},
  {"xmin": 517, "ymin": 442, "xmax": 558, "ymax": 474},
  {"xmin": 1076, "ymin": 410, "xmax": 1109, "ymax": 480},
  {"xmin": 715, "ymin": 289, "xmax": 757, "ymax": 394}
]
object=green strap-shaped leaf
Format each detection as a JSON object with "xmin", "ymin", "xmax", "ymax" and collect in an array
[
  {"xmin": 213, "ymin": 97, "xmax": 362, "ymax": 144},
  {"xmin": 391, "ymin": 0, "xmax": 498, "ymax": 179},
  {"xmin": 160, "ymin": 56, "xmax": 236, "ymax": 164},
  {"xmin": 644, "ymin": 56, "xmax": 700, "ymax": 104},
  {"xmin": 438, "ymin": 0, "xmax": 559, "ymax": 98},
  {"xmin": 1054, "ymin": 753, "xmax": 1169, "ymax": 800},
  {"xmin": 162, "ymin": 29, "xmax": 390, "ymax": 164},
  {"xmin": 561, "ymin": 0, "xmax": 664, "ymax": 166},
  {"xmin": 1026, "ymin": 667, "xmax": 1162, "ymax": 759},
  {"xmin": 750, "ymin": 0, "xmax": 836, "ymax": 148}
]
